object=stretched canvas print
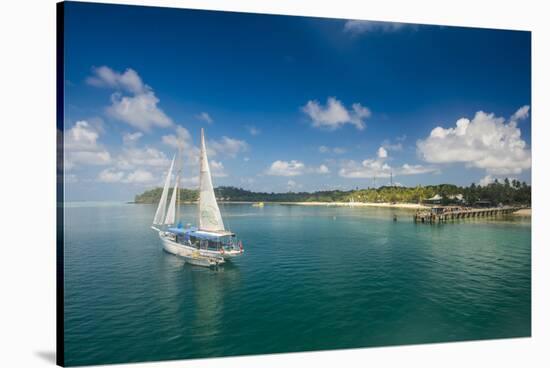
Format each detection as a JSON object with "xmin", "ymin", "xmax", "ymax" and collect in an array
[{"xmin": 57, "ymin": 1, "xmax": 532, "ymax": 366}]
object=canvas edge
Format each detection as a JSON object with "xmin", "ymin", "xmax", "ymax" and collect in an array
[{"xmin": 56, "ymin": 1, "xmax": 66, "ymax": 367}]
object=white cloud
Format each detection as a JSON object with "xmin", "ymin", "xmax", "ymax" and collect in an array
[
  {"xmin": 196, "ymin": 112, "xmax": 213, "ymax": 124},
  {"xmin": 398, "ymin": 164, "xmax": 439, "ymax": 175},
  {"xmin": 162, "ymin": 125, "xmax": 192, "ymax": 149},
  {"xmin": 97, "ymin": 168, "xmax": 125, "ymax": 183},
  {"xmin": 107, "ymin": 91, "xmax": 172, "ymax": 131},
  {"xmin": 96, "ymin": 167, "xmax": 155, "ymax": 184},
  {"xmin": 246, "ymin": 125, "xmax": 261, "ymax": 136},
  {"xmin": 64, "ymin": 120, "xmax": 111, "ymax": 169},
  {"xmin": 210, "ymin": 160, "xmax": 228, "ymax": 177},
  {"xmin": 477, "ymin": 175, "xmax": 518, "ymax": 187},
  {"xmin": 265, "ymin": 160, "xmax": 330, "ymax": 176},
  {"xmin": 125, "ymin": 169, "xmax": 156, "ymax": 184},
  {"xmin": 88, "ymin": 66, "xmax": 173, "ymax": 131},
  {"xmin": 510, "ymin": 105, "xmax": 530, "ymax": 122},
  {"xmin": 87, "ymin": 66, "xmax": 146, "ymax": 94},
  {"xmin": 339, "ymin": 159, "xmax": 392, "ymax": 179},
  {"xmin": 287, "ymin": 179, "xmax": 302, "ymax": 190},
  {"xmin": 181, "ymin": 176, "xmax": 199, "ymax": 186},
  {"xmin": 316, "ymin": 164, "xmax": 330, "ymax": 174},
  {"xmin": 479, "ymin": 175, "xmax": 497, "ymax": 187},
  {"xmin": 417, "ymin": 108, "xmax": 531, "ymax": 175},
  {"xmin": 302, "ymin": 97, "xmax": 370, "ymax": 131},
  {"xmin": 377, "ymin": 146, "xmax": 388, "ymax": 159},
  {"xmin": 339, "ymin": 145, "xmax": 437, "ymax": 179},
  {"xmin": 339, "ymin": 160, "xmax": 435, "ymax": 178},
  {"xmin": 161, "ymin": 125, "xmax": 200, "ymax": 166},
  {"xmin": 208, "ymin": 136, "xmax": 248, "ymax": 158},
  {"xmin": 116, "ymin": 147, "xmax": 170, "ymax": 170},
  {"xmin": 122, "ymin": 131, "xmax": 143, "ymax": 145},
  {"xmin": 344, "ymin": 20, "xmax": 407, "ymax": 35},
  {"xmin": 381, "ymin": 138, "xmax": 404, "ymax": 151},
  {"xmin": 266, "ymin": 160, "xmax": 305, "ymax": 176},
  {"xmin": 319, "ymin": 145, "xmax": 346, "ymax": 154}
]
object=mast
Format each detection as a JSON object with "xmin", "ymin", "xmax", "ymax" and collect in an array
[
  {"xmin": 197, "ymin": 128, "xmax": 203, "ymax": 226},
  {"xmin": 164, "ymin": 174, "xmax": 179, "ymax": 225},
  {"xmin": 153, "ymin": 155, "xmax": 175, "ymax": 225},
  {"xmin": 176, "ymin": 140, "xmax": 183, "ymax": 227}
]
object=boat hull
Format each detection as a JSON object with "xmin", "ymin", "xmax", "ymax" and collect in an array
[{"xmin": 160, "ymin": 234, "xmax": 225, "ymax": 267}]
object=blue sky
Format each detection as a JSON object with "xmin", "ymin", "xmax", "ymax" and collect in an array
[{"xmin": 62, "ymin": 2, "xmax": 531, "ymax": 201}]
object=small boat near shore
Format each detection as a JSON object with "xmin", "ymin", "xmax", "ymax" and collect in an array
[
  {"xmin": 252, "ymin": 202, "xmax": 264, "ymax": 207},
  {"xmin": 151, "ymin": 128, "xmax": 244, "ymax": 267}
]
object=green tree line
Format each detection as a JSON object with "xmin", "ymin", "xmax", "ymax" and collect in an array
[{"xmin": 134, "ymin": 178, "xmax": 531, "ymax": 207}]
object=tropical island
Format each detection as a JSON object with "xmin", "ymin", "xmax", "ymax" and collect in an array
[{"xmin": 135, "ymin": 178, "xmax": 531, "ymax": 209}]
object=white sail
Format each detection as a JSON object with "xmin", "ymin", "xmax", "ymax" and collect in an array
[
  {"xmin": 153, "ymin": 155, "xmax": 175, "ymax": 225},
  {"xmin": 164, "ymin": 175, "xmax": 179, "ymax": 225},
  {"xmin": 198, "ymin": 128, "xmax": 225, "ymax": 231}
]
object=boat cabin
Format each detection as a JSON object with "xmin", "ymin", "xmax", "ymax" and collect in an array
[{"xmin": 166, "ymin": 227, "xmax": 236, "ymax": 251}]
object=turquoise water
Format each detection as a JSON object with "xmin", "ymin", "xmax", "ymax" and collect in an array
[{"xmin": 64, "ymin": 203, "xmax": 531, "ymax": 366}]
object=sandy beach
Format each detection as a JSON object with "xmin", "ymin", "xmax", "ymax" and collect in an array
[
  {"xmin": 281, "ymin": 201, "xmax": 429, "ymax": 210},
  {"xmin": 513, "ymin": 208, "xmax": 532, "ymax": 217}
]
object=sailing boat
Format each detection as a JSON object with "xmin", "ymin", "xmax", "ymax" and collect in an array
[{"xmin": 151, "ymin": 129, "xmax": 244, "ymax": 267}]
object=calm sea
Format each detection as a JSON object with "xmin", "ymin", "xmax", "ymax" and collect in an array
[{"xmin": 64, "ymin": 203, "xmax": 531, "ymax": 366}]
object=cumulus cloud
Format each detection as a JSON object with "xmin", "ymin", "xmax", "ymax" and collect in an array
[
  {"xmin": 162, "ymin": 125, "xmax": 192, "ymax": 149},
  {"xmin": 316, "ymin": 164, "xmax": 330, "ymax": 174},
  {"xmin": 87, "ymin": 66, "xmax": 146, "ymax": 94},
  {"xmin": 196, "ymin": 112, "xmax": 213, "ymax": 124},
  {"xmin": 377, "ymin": 146, "xmax": 388, "ymax": 159},
  {"xmin": 116, "ymin": 147, "xmax": 171, "ymax": 170},
  {"xmin": 339, "ymin": 159, "xmax": 392, "ymax": 179},
  {"xmin": 97, "ymin": 168, "xmax": 125, "ymax": 183},
  {"xmin": 265, "ymin": 160, "xmax": 331, "ymax": 176},
  {"xmin": 122, "ymin": 131, "xmax": 143, "ymax": 145},
  {"xmin": 208, "ymin": 136, "xmax": 248, "ymax": 158},
  {"xmin": 209, "ymin": 160, "xmax": 228, "ymax": 177},
  {"xmin": 107, "ymin": 91, "xmax": 172, "ymax": 131},
  {"xmin": 161, "ymin": 125, "xmax": 200, "ymax": 165},
  {"xmin": 97, "ymin": 167, "xmax": 155, "ymax": 184},
  {"xmin": 88, "ymin": 66, "xmax": 173, "ymax": 131},
  {"xmin": 417, "ymin": 107, "xmax": 531, "ymax": 175},
  {"xmin": 266, "ymin": 160, "xmax": 306, "ymax": 176},
  {"xmin": 339, "ymin": 146, "xmax": 437, "ymax": 179},
  {"xmin": 479, "ymin": 175, "xmax": 497, "ymax": 187},
  {"xmin": 398, "ymin": 163, "xmax": 439, "ymax": 175},
  {"xmin": 477, "ymin": 175, "xmax": 518, "ymax": 187},
  {"xmin": 510, "ymin": 105, "xmax": 530, "ymax": 123},
  {"xmin": 381, "ymin": 138, "xmax": 404, "ymax": 151},
  {"xmin": 287, "ymin": 179, "xmax": 302, "ymax": 190},
  {"xmin": 125, "ymin": 169, "xmax": 155, "ymax": 184},
  {"xmin": 64, "ymin": 120, "xmax": 111, "ymax": 169},
  {"xmin": 344, "ymin": 20, "xmax": 407, "ymax": 35},
  {"xmin": 339, "ymin": 160, "xmax": 436, "ymax": 178},
  {"xmin": 302, "ymin": 97, "xmax": 370, "ymax": 131}
]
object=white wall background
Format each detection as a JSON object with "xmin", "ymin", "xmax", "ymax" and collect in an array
[{"xmin": 0, "ymin": 0, "xmax": 548, "ymax": 367}]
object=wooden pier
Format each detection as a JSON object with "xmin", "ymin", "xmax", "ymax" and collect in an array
[{"xmin": 414, "ymin": 206, "xmax": 521, "ymax": 224}]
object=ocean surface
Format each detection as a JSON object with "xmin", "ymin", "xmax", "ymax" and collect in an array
[{"xmin": 63, "ymin": 203, "xmax": 531, "ymax": 366}]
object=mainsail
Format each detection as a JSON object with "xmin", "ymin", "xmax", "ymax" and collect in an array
[
  {"xmin": 153, "ymin": 155, "xmax": 175, "ymax": 225},
  {"xmin": 198, "ymin": 128, "xmax": 225, "ymax": 231},
  {"xmin": 164, "ymin": 174, "xmax": 179, "ymax": 225}
]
